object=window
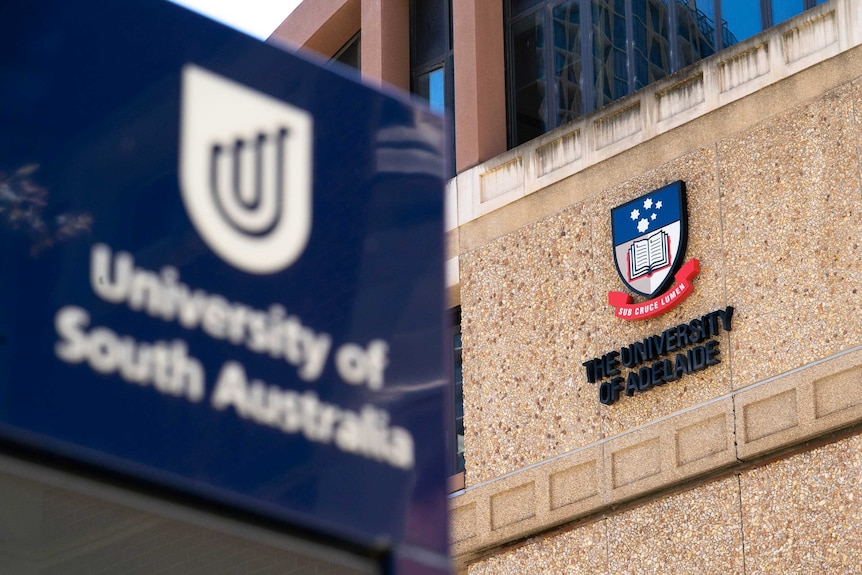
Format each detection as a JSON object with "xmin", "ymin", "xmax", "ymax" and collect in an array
[
  {"xmin": 506, "ymin": 0, "xmax": 827, "ymax": 147},
  {"xmin": 450, "ymin": 307, "xmax": 465, "ymax": 482},
  {"xmin": 718, "ymin": 0, "xmax": 762, "ymax": 44},
  {"xmin": 411, "ymin": 0, "xmax": 455, "ymax": 175},
  {"xmin": 331, "ymin": 32, "xmax": 361, "ymax": 71},
  {"xmin": 415, "ymin": 67, "xmax": 446, "ymax": 114}
]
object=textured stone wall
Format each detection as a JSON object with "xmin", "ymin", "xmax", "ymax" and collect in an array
[
  {"xmin": 461, "ymin": 79, "xmax": 862, "ymax": 486},
  {"xmin": 466, "ymin": 431, "xmax": 862, "ymax": 574},
  {"xmin": 453, "ymin": 58, "xmax": 862, "ymax": 574}
]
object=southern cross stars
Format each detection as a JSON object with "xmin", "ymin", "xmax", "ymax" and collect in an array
[{"xmin": 632, "ymin": 196, "xmax": 662, "ymax": 234}]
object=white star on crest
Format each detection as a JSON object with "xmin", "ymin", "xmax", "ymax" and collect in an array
[
  {"xmin": 643, "ymin": 198, "xmax": 653, "ymax": 210},
  {"xmin": 637, "ymin": 218, "xmax": 650, "ymax": 233},
  {"xmin": 651, "ymin": 213, "xmax": 657, "ymax": 220},
  {"xmin": 656, "ymin": 200, "xmax": 663, "ymax": 209},
  {"xmin": 630, "ymin": 208, "xmax": 640, "ymax": 220}
]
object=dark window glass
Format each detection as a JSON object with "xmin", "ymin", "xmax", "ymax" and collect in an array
[
  {"xmin": 632, "ymin": 0, "xmax": 670, "ymax": 89},
  {"xmin": 416, "ymin": 67, "xmax": 446, "ymax": 112},
  {"xmin": 451, "ymin": 308, "xmax": 465, "ymax": 476},
  {"xmin": 505, "ymin": 0, "xmax": 824, "ymax": 148},
  {"xmin": 553, "ymin": 0, "xmax": 583, "ymax": 126},
  {"xmin": 591, "ymin": 0, "xmax": 629, "ymax": 110},
  {"xmin": 773, "ymin": 0, "xmax": 806, "ymax": 25},
  {"xmin": 332, "ymin": 32, "xmax": 360, "ymax": 70},
  {"xmin": 411, "ymin": 0, "xmax": 454, "ymax": 174},
  {"xmin": 721, "ymin": 0, "xmax": 762, "ymax": 45},
  {"xmin": 511, "ymin": 0, "xmax": 545, "ymax": 17},
  {"xmin": 691, "ymin": 0, "xmax": 717, "ymax": 22},
  {"xmin": 676, "ymin": 0, "xmax": 717, "ymax": 68},
  {"xmin": 512, "ymin": 13, "xmax": 547, "ymax": 146},
  {"xmin": 412, "ymin": 0, "xmax": 447, "ymax": 67}
]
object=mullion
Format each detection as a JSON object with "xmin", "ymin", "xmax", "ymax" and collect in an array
[
  {"xmin": 580, "ymin": 0, "xmax": 596, "ymax": 117},
  {"xmin": 624, "ymin": 0, "xmax": 636, "ymax": 93}
]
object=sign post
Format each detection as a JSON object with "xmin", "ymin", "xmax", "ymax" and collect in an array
[{"xmin": 0, "ymin": 1, "xmax": 450, "ymax": 573}]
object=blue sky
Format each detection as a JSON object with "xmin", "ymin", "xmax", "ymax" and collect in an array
[{"xmin": 169, "ymin": 0, "xmax": 302, "ymax": 39}]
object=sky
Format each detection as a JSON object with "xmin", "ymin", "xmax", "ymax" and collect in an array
[{"xmin": 169, "ymin": 0, "xmax": 302, "ymax": 40}]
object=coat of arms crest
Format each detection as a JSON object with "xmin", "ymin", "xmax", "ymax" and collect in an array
[{"xmin": 608, "ymin": 181, "xmax": 700, "ymax": 320}]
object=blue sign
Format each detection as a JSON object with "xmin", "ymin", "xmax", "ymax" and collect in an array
[{"xmin": 0, "ymin": 1, "xmax": 449, "ymax": 572}]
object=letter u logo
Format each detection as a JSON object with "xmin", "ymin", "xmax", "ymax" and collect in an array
[
  {"xmin": 180, "ymin": 65, "xmax": 312, "ymax": 274},
  {"xmin": 211, "ymin": 130, "xmax": 287, "ymax": 236}
]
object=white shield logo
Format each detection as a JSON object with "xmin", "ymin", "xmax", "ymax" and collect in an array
[{"xmin": 180, "ymin": 64, "xmax": 312, "ymax": 274}]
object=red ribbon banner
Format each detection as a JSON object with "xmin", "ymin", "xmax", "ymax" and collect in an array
[{"xmin": 608, "ymin": 259, "xmax": 700, "ymax": 321}]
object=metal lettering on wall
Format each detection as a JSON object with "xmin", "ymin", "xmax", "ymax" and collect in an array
[
  {"xmin": 582, "ymin": 307, "xmax": 734, "ymax": 405},
  {"xmin": 584, "ymin": 180, "xmax": 735, "ymax": 405}
]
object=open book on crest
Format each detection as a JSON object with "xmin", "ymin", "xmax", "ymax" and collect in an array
[{"xmin": 628, "ymin": 230, "xmax": 670, "ymax": 280}]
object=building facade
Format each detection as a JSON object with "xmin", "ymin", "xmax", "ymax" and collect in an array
[{"xmin": 273, "ymin": 0, "xmax": 862, "ymax": 572}]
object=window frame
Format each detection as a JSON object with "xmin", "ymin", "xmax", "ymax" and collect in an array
[
  {"xmin": 410, "ymin": 0, "xmax": 456, "ymax": 176},
  {"xmin": 505, "ymin": 0, "xmax": 827, "ymax": 148},
  {"xmin": 448, "ymin": 306, "xmax": 465, "ymax": 490},
  {"xmin": 331, "ymin": 31, "xmax": 361, "ymax": 70}
]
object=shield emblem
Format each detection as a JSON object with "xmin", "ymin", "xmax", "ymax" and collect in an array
[
  {"xmin": 611, "ymin": 181, "xmax": 688, "ymax": 298},
  {"xmin": 180, "ymin": 64, "xmax": 313, "ymax": 274}
]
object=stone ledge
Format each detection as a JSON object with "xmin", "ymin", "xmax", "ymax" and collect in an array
[
  {"xmin": 735, "ymin": 351, "xmax": 862, "ymax": 460},
  {"xmin": 449, "ymin": 0, "xmax": 857, "ymax": 236},
  {"xmin": 450, "ymin": 346, "xmax": 862, "ymax": 566}
]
